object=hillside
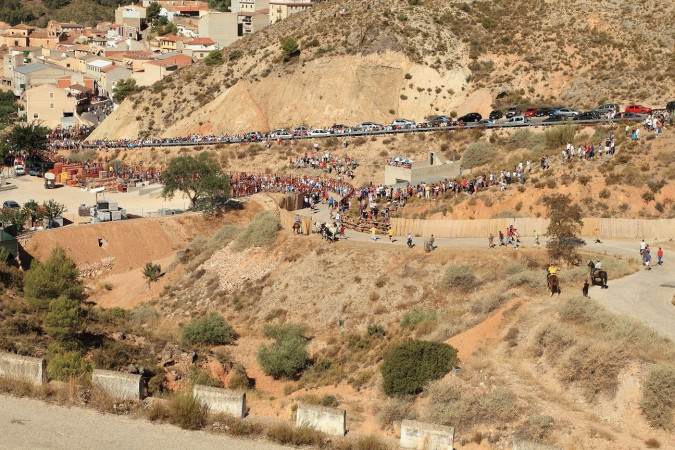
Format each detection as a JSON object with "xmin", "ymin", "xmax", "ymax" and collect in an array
[{"xmin": 92, "ymin": 0, "xmax": 675, "ymax": 139}]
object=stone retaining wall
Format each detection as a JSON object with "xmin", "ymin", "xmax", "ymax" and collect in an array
[
  {"xmin": 91, "ymin": 369, "xmax": 142, "ymax": 401},
  {"xmin": 296, "ymin": 403, "xmax": 346, "ymax": 436},
  {"xmin": 0, "ymin": 351, "xmax": 46, "ymax": 385},
  {"xmin": 193, "ymin": 385, "xmax": 246, "ymax": 418},
  {"xmin": 400, "ymin": 419, "xmax": 454, "ymax": 450}
]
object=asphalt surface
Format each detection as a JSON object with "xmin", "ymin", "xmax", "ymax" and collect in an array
[
  {"xmin": 0, "ymin": 394, "xmax": 288, "ymax": 450},
  {"xmin": 304, "ymin": 201, "xmax": 675, "ymax": 341}
]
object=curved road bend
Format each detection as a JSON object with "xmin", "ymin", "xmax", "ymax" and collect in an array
[{"xmin": 301, "ymin": 201, "xmax": 675, "ymax": 340}]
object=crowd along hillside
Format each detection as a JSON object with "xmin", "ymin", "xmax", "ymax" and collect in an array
[{"xmin": 91, "ymin": 0, "xmax": 675, "ymax": 140}]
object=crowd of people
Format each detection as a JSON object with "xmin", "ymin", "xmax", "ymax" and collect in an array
[
  {"xmin": 228, "ymin": 173, "xmax": 354, "ymax": 202},
  {"xmin": 291, "ymin": 152, "xmax": 358, "ymax": 180}
]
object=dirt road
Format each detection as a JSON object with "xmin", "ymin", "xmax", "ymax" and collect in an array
[{"xmin": 0, "ymin": 394, "xmax": 288, "ymax": 449}]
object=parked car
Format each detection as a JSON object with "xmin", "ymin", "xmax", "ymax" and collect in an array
[
  {"xmin": 593, "ymin": 103, "xmax": 619, "ymax": 114},
  {"xmin": 573, "ymin": 111, "xmax": 600, "ymax": 121},
  {"xmin": 535, "ymin": 108, "xmax": 552, "ymax": 117},
  {"xmin": 2, "ymin": 200, "xmax": 20, "ymax": 210},
  {"xmin": 392, "ymin": 118, "xmax": 415, "ymax": 127},
  {"xmin": 555, "ymin": 107, "xmax": 581, "ymax": 117},
  {"xmin": 503, "ymin": 115, "xmax": 527, "ymax": 126},
  {"xmin": 292, "ymin": 126, "xmax": 310, "ymax": 135},
  {"xmin": 13, "ymin": 165, "xmax": 25, "ymax": 176},
  {"xmin": 457, "ymin": 112, "xmax": 482, "ymax": 123},
  {"xmin": 543, "ymin": 115, "xmax": 564, "ymax": 123},
  {"xmin": 618, "ymin": 111, "xmax": 641, "ymax": 119},
  {"xmin": 270, "ymin": 129, "xmax": 292, "ymax": 139},
  {"xmin": 309, "ymin": 129, "xmax": 331, "ymax": 137},
  {"xmin": 355, "ymin": 122, "xmax": 382, "ymax": 131},
  {"xmin": 475, "ymin": 119, "xmax": 494, "ymax": 127},
  {"xmin": 505, "ymin": 106, "xmax": 521, "ymax": 119},
  {"xmin": 523, "ymin": 107, "xmax": 538, "ymax": 117},
  {"xmin": 28, "ymin": 165, "xmax": 43, "ymax": 176},
  {"xmin": 625, "ymin": 104, "xmax": 651, "ymax": 114},
  {"xmin": 548, "ymin": 106, "xmax": 565, "ymax": 116},
  {"xmin": 488, "ymin": 110, "xmax": 503, "ymax": 120},
  {"xmin": 427, "ymin": 116, "xmax": 451, "ymax": 126},
  {"xmin": 667, "ymin": 101, "xmax": 675, "ymax": 112}
]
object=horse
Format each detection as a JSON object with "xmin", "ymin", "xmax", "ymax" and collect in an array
[
  {"xmin": 292, "ymin": 221, "xmax": 300, "ymax": 235},
  {"xmin": 587, "ymin": 261, "xmax": 608, "ymax": 288},
  {"xmin": 547, "ymin": 273, "xmax": 560, "ymax": 297}
]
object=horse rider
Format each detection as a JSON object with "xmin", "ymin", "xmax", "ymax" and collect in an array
[
  {"xmin": 547, "ymin": 262, "xmax": 557, "ymax": 283},
  {"xmin": 593, "ymin": 259, "xmax": 602, "ymax": 275}
]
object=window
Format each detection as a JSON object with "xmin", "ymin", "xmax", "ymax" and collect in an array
[
  {"xmin": 33, "ymin": 113, "xmax": 39, "ymax": 119},
  {"xmin": 49, "ymin": 92, "xmax": 54, "ymax": 98},
  {"xmin": 50, "ymin": 103, "xmax": 54, "ymax": 109}
]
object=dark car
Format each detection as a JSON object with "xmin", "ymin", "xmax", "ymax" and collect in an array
[
  {"xmin": 573, "ymin": 111, "xmax": 600, "ymax": 121},
  {"xmin": 427, "ymin": 116, "xmax": 451, "ymax": 126},
  {"xmin": 535, "ymin": 108, "xmax": 551, "ymax": 117},
  {"xmin": 543, "ymin": 115, "xmax": 564, "ymax": 123},
  {"xmin": 457, "ymin": 112, "xmax": 482, "ymax": 123},
  {"xmin": 618, "ymin": 111, "xmax": 640, "ymax": 119},
  {"xmin": 28, "ymin": 165, "xmax": 43, "ymax": 177},
  {"xmin": 2, "ymin": 200, "xmax": 20, "ymax": 210},
  {"xmin": 666, "ymin": 101, "xmax": 675, "ymax": 112},
  {"xmin": 505, "ymin": 106, "xmax": 520, "ymax": 119},
  {"xmin": 488, "ymin": 110, "xmax": 503, "ymax": 120}
]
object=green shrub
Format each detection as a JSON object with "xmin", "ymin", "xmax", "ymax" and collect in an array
[
  {"xmin": 0, "ymin": 247, "xmax": 10, "ymax": 264},
  {"xmin": 400, "ymin": 307, "xmax": 437, "ymax": 328},
  {"xmin": 190, "ymin": 367, "xmax": 223, "ymax": 388},
  {"xmin": 381, "ymin": 340, "xmax": 458, "ymax": 397},
  {"xmin": 231, "ymin": 211, "xmax": 280, "ymax": 251},
  {"xmin": 24, "ymin": 247, "xmax": 83, "ymax": 309},
  {"xmin": 204, "ymin": 49, "xmax": 224, "ymax": 66},
  {"xmin": 258, "ymin": 337, "xmax": 308, "ymax": 379},
  {"xmin": 46, "ymin": 343, "xmax": 90, "ymax": 381},
  {"xmin": 44, "ymin": 296, "xmax": 83, "ymax": 341},
  {"xmin": 143, "ymin": 262, "xmax": 162, "ymax": 284},
  {"xmin": 169, "ymin": 392, "xmax": 207, "ymax": 430},
  {"xmin": 640, "ymin": 363, "xmax": 675, "ymax": 429},
  {"xmin": 262, "ymin": 323, "xmax": 306, "ymax": 341},
  {"xmin": 442, "ymin": 263, "xmax": 475, "ymax": 290},
  {"xmin": 181, "ymin": 313, "xmax": 235, "ymax": 346},
  {"xmin": 228, "ymin": 49, "xmax": 243, "ymax": 61},
  {"xmin": 461, "ymin": 141, "xmax": 496, "ymax": 169}
]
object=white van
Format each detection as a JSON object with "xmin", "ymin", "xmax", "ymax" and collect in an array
[{"xmin": 14, "ymin": 165, "xmax": 25, "ymax": 176}]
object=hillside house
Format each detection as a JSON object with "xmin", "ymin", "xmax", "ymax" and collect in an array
[
  {"xmin": 115, "ymin": 4, "xmax": 147, "ymax": 30},
  {"xmin": 157, "ymin": 36, "xmax": 189, "ymax": 53},
  {"xmin": 184, "ymin": 37, "xmax": 217, "ymax": 60},
  {"xmin": 12, "ymin": 63, "xmax": 75, "ymax": 96},
  {"xmin": 20, "ymin": 84, "xmax": 79, "ymax": 128},
  {"xmin": 269, "ymin": 0, "xmax": 312, "ymax": 24}
]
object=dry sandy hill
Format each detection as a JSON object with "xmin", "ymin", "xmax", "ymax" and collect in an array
[{"xmin": 91, "ymin": 0, "xmax": 675, "ymax": 139}]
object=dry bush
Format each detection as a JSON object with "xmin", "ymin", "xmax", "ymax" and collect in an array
[
  {"xmin": 558, "ymin": 342, "xmax": 625, "ymax": 401},
  {"xmin": 529, "ymin": 322, "xmax": 576, "ymax": 359},
  {"xmin": 231, "ymin": 212, "xmax": 280, "ymax": 251},
  {"xmin": 442, "ymin": 264, "xmax": 475, "ymax": 291},
  {"xmin": 644, "ymin": 438, "xmax": 662, "ymax": 448},
  {"xmin": 516, "ymin": 413, "xmax": 555, "ymax": 442},
  {"xmin": 640, "ymin": 363, "xmax": 675, "ymax": 430},
  {"xmin": 146, "ymin": 400, "xmax": 171, "ymax": 422},
  {"xmin": 376, "ymin": 397, "xmax": 417, "ymax": 429},
  {"xmin": 169, "ymin": 391, "xmax": 207, "ymax": 430},
  {"xmin": 461, "ymin": 141, "xmax": 496, "ymax": 169},
  {"xmin": 266, "ymin": 423, "xmax": 328, "ymax": 447},
  {"xmin": 424, "ymin": 379, "xmax": 518, "ymax": 432}
]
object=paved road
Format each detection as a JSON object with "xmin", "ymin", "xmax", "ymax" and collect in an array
[
  {"xmin": 0, "ymin": 394, "xmax": 288, "ymax": 450},
  {"xmin": 304, "ymin": 201, "xmax": 675, "ymax": 340}
]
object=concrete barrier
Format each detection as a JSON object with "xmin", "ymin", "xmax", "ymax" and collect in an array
[
  {"xmin": 91, "ymin": 369, "xmax": 142, "ymax": 401},
  {"xmin": 296, "ymin": 402, "xmax": 346, "ymax": 436},
  {"xmin": 193, "ymin": 385, "xmax": 246, "ymax": 418},
  {"xmin": 0, "ymin": 351, "xmax": 46, "ymax": 385},
  {"xmin": 400, "ymin": 420, "xmax": 454, "ymax": 450}
]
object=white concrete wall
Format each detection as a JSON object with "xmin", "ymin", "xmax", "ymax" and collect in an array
[
  {"xmin": 193, "ymin": 385, "xmax": 246, "ymax": 418},
  {"xmin": 92, "ymin": 369, "xmax": 142, "ymax": 401},
  {"xmin": 0, "ymin": 351, "xmax": 46, "ymax": 385},
  {"xmin": 296, "ymin": 403, "xmax": 346, "ymax": 436},
  {"xmin": 400, "ymin": 420, "xmax": 454, "ymax": 450}
]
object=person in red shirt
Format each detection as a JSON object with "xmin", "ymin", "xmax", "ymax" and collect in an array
[{"xmin": 657, "ymin": 247, "xmax": 663, "ymax": 266}]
